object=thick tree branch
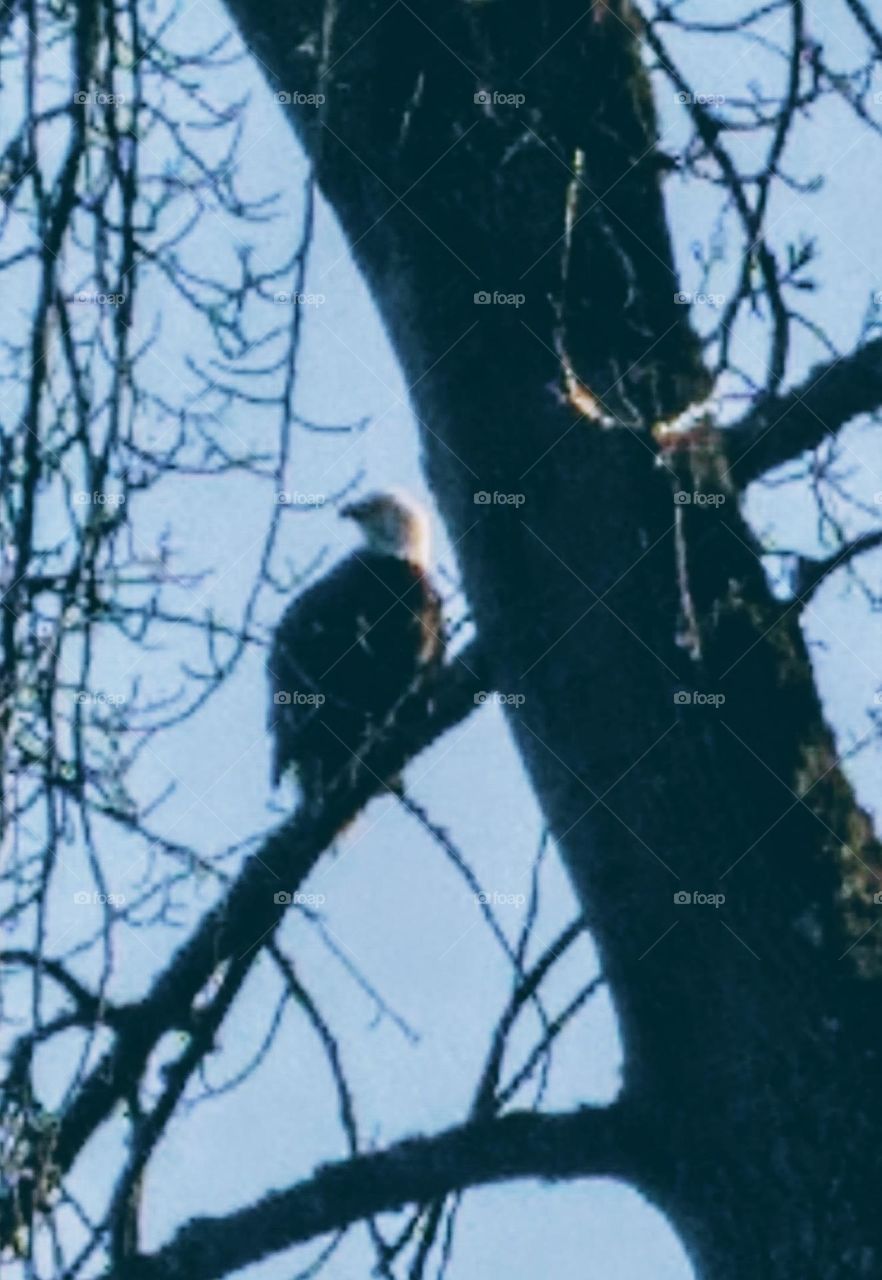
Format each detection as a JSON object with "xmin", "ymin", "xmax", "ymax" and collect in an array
[
  {"xmin": 843, "ymin": 0, "xmax": 882, "ymax": 59},
  {"xmin": 124, "ymin": 1103, "xmax": 649, "ymax": 1280},
  {"xmin": 725, "ymin": 337, "xmax": 882, "ymax": 487},
  {"xmin": 794, "ymin": 530, "xmax": 882, "ymax": 604},
  {"xmin": 164, "ymin": 4, "xmax": 882, "ymax": 1274},
  {"xmin": 0, "ymin": 641, "xmax": 485, "ymax": 1252}
]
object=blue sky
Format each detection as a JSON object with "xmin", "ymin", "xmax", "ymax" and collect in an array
[{"xmin": 5, "ymin": 1, "xmax": 882, "ymax": 1276}]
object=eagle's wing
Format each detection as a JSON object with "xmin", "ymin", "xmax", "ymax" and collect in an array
[
  {"xmin": 268, "ymin": 553, "xmax": 444, "ymax": 789},
  {"xmin": 267, "ymin": 598, "xmax": 332, "ymax": 786}
]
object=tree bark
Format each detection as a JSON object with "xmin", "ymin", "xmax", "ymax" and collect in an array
[
  {"xmin": 0, "ymin": 642, "xmax": 485, "ymax": 1253},
  {"xmin": 220, "ymin": 2, "xmax": 882, "ymax": 1274},
  {"xmin": 126, "ymin": 1104, "xmax": 650, "ymax": 1280}
]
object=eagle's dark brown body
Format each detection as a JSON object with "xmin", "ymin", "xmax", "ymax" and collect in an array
[{"xmin": 268, "ymin": 550, "xmax": 443, "ymax": 796}]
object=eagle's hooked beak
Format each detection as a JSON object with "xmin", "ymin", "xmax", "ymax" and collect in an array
[{"xmin": 340, "ymin": 500, "xmax": 368, "ymax": 522}]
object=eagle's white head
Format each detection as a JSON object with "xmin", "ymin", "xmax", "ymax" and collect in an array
[{"xmin": 340, "ymin": 490, "xmax": 430, "ymax": 568}]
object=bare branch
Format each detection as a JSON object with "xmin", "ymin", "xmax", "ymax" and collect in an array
[
  {"xmin": 725, "ymin": 337, "xmax": 882, "ymax": 487},
  {"xmin": 794, "ymin": 530, "xmax": 882, "ymax": 604},
  {"xmin": 843, "ymin": 0, "xmax": 882, "ymax": 58},
  {"xmin": 124, "ymin": 1103, "xmax": 646, "ymax": 1280},
  {"xmin": 0, "ymin": 641, "xmax": 484, "ymax": 1254}
]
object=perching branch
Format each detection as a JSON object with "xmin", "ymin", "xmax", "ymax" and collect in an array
[
  {"xmin": 124, "ymin": 1102, "xmax": 649, "ymax": 1280},
  {"xmin": 725, "ymin": 337, "xmax": 882, "ymax": 487},
  {"xmin": 0, "ymin": 641, "xmax": 485, "ymax": 1255},
  {"xmin": 794, "ymin": 530, "xmax": 882, "ymax": 604}
]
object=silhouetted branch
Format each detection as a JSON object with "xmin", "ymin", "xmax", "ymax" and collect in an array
[
  {"xmin": 843, "ymin": 0, "xmax": 882, "ymax": 58},
  {"xmin": 124, "ymin": 1102, "xmax": 645, "ymax": 1280},
  {"xmin": 0, "ymin": 641, "xmax": 485, "ymax": 1254},
  {"xmin": 794, "ymin": 531, "xmax": 882, "ymax": 604},
  {"xmin": 725, "ymin": 337, "xmax": 882, "ymax": 486}
]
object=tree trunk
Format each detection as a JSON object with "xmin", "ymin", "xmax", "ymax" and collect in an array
[{"xmin": 221, "ymin": 1, "xmax": 882, "ymax": 1272}]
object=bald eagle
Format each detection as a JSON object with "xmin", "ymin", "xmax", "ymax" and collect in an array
[{"xmin": 268, "ymin": 491, "xmax": 444, "ymax": 800}]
